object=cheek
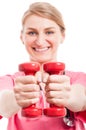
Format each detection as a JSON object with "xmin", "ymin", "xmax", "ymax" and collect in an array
[
  {"xmin": 49, "ymin": 35, "xmax": 60, "ymax": 43},
  {"xmin": 50, "ymin": 39, "xmax": 60, "ymax": 52},
  {"xmin": 23, "ymin": 35, "xmax": 36, "ymax": 45},
  {"xmin": 49, "ymin": 38, "xmax": 60, "ymax": 48}
]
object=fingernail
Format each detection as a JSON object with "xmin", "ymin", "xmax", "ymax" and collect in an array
[{"xmin": 37, "ymin": 77, "xmax": 42, "ymax": 82}]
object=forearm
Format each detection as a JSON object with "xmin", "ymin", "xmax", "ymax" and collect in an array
[
  {"xmin": 82, "ymin": 87, "xmax": 86, "ymax": 111},
  {"xmin": 0, "ymin": 89, "xmax": 20, "ymax": 118}
]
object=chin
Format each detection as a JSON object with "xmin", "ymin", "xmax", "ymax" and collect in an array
[
  {"xmin": 31, "ymin": 56, "xmax": 54, "ymax": 63},
  {"xmin": 36, "ymin": 58, "xmax": 53, "ymax": 64}
]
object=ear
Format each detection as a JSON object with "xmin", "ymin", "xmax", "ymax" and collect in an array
[
  {"xmin": 61, "ymin": 31, "xmax": 65, "ymax": 43},
  {"xmin": 20, "ymin": 30, "xmax": 24, "ymax": 43}
]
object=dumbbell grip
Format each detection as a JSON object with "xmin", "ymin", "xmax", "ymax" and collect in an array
[
  {"xmin": 19, "ymin": 62, "xmax": 42, "ymax": 117},
  {"xmin": 43, "ymin": 62, "xmax": 66, "ymax": 117}
]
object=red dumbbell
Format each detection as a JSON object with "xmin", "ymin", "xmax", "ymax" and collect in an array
[
  {"xmin": 19, "ymin": 62, "xmax": 42, "ymax": 117},
  {"xmin": 43, "ymin": 62, "xmax": 66, "ymax": 117}
]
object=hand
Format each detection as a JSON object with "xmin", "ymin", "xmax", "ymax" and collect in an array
[
  {"xmin": 44, "ymin": 74, "xmax": 86, "ymax": 112},
  {"xmin": 65, "ymin": 84, "xmax": 86, "ymax": 112},
  {"xmin": 14, "ymin": 75, "xmax": 40, "ymax": 108}
]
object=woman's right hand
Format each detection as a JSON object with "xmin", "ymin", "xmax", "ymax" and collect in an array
[{"xmin": 14, "ymin": 75, "xmax": 40, "ymax": 108}]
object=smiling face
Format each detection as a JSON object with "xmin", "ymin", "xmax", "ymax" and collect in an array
[{"xmin": 20, "ymin": 15, "xmax": 65, "ymax": 64}]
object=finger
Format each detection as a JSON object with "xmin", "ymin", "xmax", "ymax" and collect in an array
[
  {"xmin": 17, "ymin": 98, "xmax": 39, "ymax": 108},
  {"xmin": 14, "ymin": 84, "xmax": 40, "ymax": 92},
  {"xmin": 45, "ymin": 83, "xmax": 70, "ymax": 91},
  {"xmin": 35, "ymin": 71, "xmax": 42, "ymax": 83},
  {"xmin": 46, "ymin": 98, "xmax": 66, "ymax": 107},
  {"xmin": 45, "ymin": 90, "xmax": 69, "ymax": 99},
  {"xmin": 42, "ymin": 72, "xmax": 49, "ymax": 83},
  {"xmin": 15, "ymin": 91, "xmax": 40, "ymax": 100},
  {"xmin": 48, "ymin": 75, "xmax": 70, "ymax": 83},
  {"xmin": 15, "ymin": 75, "xmax": 36, "ymax": 84}
]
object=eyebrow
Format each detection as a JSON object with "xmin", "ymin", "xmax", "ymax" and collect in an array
[
  {"xmin": 26, "ymin": 28, "xmax": 37, "ymax": 31},
  {"xmin": 26, "ymin": 27, "xmax": 56, "ymax": 31},
  {"xmin": 44, "ymin": 27, "xmax": 56, "ymax": 30}
]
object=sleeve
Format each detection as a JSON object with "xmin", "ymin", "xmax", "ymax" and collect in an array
[
  {"xmin": 75, "ymin": 111, "xmax": 86, "ymax": 122},
  {"xmin": 0, "ymin": 75, "xmax": 14, "ymax": 90},
  {"xmin": 0, "ymin": 72, "xmax": 24, "ymax": 90}
]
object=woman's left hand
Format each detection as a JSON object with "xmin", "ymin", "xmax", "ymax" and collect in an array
[{"xmin": 44, "ymin": 74, "xmax": 86, "ymax": 112}]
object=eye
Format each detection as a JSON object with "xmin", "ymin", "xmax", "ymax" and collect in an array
[
  {"xmin": 46, "ymin": 31, "xmax": 54, "ymax": 35},
  {"xmin": 27, "ymin": 31, "xmax": 37, "ymax": 36}
]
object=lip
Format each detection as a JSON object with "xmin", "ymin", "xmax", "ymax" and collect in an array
[{"xmin": 33, "ymin": 47, "xmax": 50, "ymax": 52}]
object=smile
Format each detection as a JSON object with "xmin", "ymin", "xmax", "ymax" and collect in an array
[{"xmin": 33, "ymin": 47, "xmax": 50, "ymax": 52}]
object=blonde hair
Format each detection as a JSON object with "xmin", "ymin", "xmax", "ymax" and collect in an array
[{"xmin": 22, "ymin": 2, "xmax": 65, "ymax": 32}]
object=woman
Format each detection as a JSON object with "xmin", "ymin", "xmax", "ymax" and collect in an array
[{"xmin": 0, "ymin": 2, "xmax": 86, "ymax": 130}]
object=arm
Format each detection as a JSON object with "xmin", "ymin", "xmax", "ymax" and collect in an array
[
  {"xmin": 43, "ymin": 71, "xmax": 86, "ymax": 122},
  {"xmin": 0, "ymin": 74, "xmax": 21, "ymax": 118},
  {"xmin": 67, "ymin": 71, "xmax": 86, "ymax": 122},
  {"xmin": 0, "ymin": 71, "xmax": 40, "ymax": 118}
]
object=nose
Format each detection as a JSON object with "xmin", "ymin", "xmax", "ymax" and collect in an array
[{"xmin": 35, "ymin": 34, "xmax": 45, "ymax": 46}]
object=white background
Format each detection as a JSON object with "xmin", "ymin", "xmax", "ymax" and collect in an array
[{"xmin": 0, "ymin": 0, "xmax": 86, "ymax": 129}]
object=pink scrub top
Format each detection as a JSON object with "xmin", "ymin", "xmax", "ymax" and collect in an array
[{"xmin": 0, "ymin": 71, "xmax": 86, "ymax": 130}]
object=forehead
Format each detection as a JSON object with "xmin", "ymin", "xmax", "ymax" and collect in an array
[{"xmin": 23, "ymin": 15, "xmax": 58, "ymax": 29}]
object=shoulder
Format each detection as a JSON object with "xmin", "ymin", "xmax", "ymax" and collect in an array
[{"xmin": 65, "ymin": 70, "xmax": 86, "ymax": 86}]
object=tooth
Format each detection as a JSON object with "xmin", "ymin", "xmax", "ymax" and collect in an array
[{"xmin": 35, "ymin": 48, "xmax": 48, "ymax": 52}]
